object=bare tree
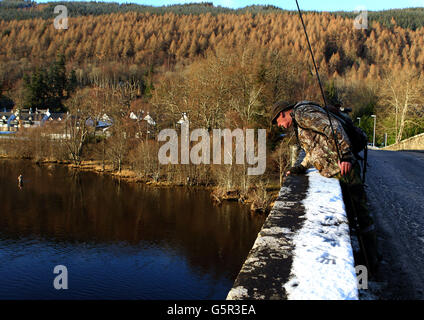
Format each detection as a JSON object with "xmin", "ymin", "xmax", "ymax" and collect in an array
[
  {"xmin": 380, "ymin": 69, "xmax": 424, "ymax": 143},
  {"xmin": 63, "ymin": 89, "xmax": 93, "ymax": 165},
  {"xmin": 271, "ymin": 134, "xmax": 296, "ymax": 187},
  {"xmin": 106, "ymin": 119, "xmax": 135, "ymax": 172},
  {"xmin": 104, "ymin": 81, "xmax": 140, "ymax": 172}
]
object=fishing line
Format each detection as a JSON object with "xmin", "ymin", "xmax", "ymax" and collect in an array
[{"xmin": 295, "ymin": 0, "xmax": 342, "ymax": 162}]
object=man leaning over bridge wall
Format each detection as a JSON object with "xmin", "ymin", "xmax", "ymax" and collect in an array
[{"xmin": 270, "ymin": 100, "xmax": 379, "ymax": 275}]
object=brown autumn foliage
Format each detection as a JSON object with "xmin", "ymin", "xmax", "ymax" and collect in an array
[{"xmin": 1, "ymin": 12, "xmax": 424, "ymax": 86}]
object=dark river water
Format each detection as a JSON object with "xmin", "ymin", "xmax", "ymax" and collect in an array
[{"xmin": 0, "ymin": 160, "xmax": 265, "ymax": 300}]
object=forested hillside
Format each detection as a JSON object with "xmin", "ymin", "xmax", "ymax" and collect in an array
[
  {"xmin": 2, "ymin": 6, "xmax": 424, "ymax": 82},
  {"xmin": 2, "ymin": 0, "xmax": 424, "ymax": 30}
]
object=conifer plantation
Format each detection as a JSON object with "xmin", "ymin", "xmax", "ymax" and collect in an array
[{"xmin": 1, "ymin": 1, "xmax": 423, "ymax": 210}]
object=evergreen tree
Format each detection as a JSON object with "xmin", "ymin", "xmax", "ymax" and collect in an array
[{"xmin": 23, "ymin": 54, "xmax": 76, "ymax": 111}]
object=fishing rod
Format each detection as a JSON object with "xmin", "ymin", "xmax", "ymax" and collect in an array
[
  {"xmin": 294, "ymin": 0, "xmax": 372, "ymax": 275},
  {"xmin": 294, "ymin": 0, "xmax": 342, "ymax": 163}
]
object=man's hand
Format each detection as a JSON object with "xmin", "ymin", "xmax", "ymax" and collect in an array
[
  {"xmin": 285, "ymin": 165, "xmax": 307, "ymax": 177},
  {"xmin": 338, "ymin": 161, "xmax": 352, "ymax": 176}
]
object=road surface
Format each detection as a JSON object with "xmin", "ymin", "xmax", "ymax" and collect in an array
[{"xmin": 365, "ymin": 149, "xmax": 424, "ymax": 299}]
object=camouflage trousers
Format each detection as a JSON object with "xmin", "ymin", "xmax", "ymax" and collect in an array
[
  {"xmin": 334, "ymin": 162, "xmax": 379, "ymax": 273},
  {"xmin": 334, "ymin": 162, "xmax": 374, "ymax": 231}
]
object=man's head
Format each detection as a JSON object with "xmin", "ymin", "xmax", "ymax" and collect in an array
[{"xmin": 271, "ymin": 101, "xmax": 295, "ymax": 129}]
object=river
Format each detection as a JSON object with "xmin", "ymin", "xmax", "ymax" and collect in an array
[{"xmin": 0, "ymin": 160, "xmax": 265, "ymax": 299}]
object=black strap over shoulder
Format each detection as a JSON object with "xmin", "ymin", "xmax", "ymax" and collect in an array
[
  {"xmin": 292, "ymin": 100, "xmax": 322, "ymax": 111},
  {"xmin": 292, "ymin": 116, "xmax": 300, "ymax": 147},
  {"xmin": 362, "ymin": 145, "xmax": 368, "ymax": 184}
]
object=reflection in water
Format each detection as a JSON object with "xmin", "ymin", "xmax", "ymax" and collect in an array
[{"xmin": 0, "ymin": 160, "xmax": 265, "ymax": 299}]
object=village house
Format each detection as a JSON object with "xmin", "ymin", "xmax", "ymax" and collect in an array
[
  {"xmin": 0, "ymin": 108, "xmax": 68, "ymax": 133},
  {"xmin": 0, "ymin": 107, "xmax": 160, "ymax": 139}
]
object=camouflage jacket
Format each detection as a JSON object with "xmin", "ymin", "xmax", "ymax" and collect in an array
[{"xmin": 291, "ymin": 103, "xmax": 355, "ymax": 178}]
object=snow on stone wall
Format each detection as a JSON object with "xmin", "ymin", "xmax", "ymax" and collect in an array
[
  {"xmin": 283, "ymin": 169, "xmax": 358, "ymax": 300},
  {"xmin": 227, "ymin": 168, "xmax": 358, "ymax": 300}
]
